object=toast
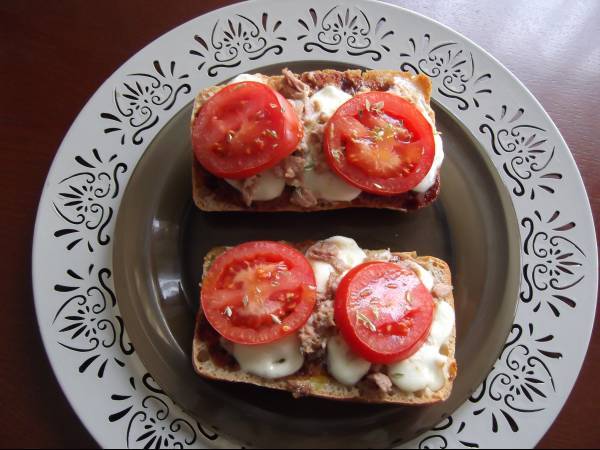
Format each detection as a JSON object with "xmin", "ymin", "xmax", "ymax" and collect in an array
[
  {"xmin": 193, "ymin": 245, "xmax": 456, "ymax": 405},
  {"xmin": 191, "ymin": 69, "xmax": 441, "ymax": 212}
]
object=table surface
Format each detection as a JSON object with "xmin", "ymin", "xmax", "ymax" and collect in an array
[{"xmin": 1, "ymin": 0, "xmax": 598, "ymax": 448}]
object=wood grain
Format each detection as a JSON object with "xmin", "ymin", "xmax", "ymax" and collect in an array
[{"xmin": 0, "ymin": 0, "xmax": 597, "ymax": 448}]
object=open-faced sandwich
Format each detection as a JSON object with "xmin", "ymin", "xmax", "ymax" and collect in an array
[
  {"xmin": 193, "ymin": 236, "xmax": 456, "ymax": 404},
  {"xmin": 191, "ymin": 69, "xmax": 443, "ymax": 212}
]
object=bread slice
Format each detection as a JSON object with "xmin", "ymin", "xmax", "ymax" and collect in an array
[
  {"xmin": 191, "ymin": 69, "xmax": 440, "ymax": 212},
  {"xmin": 192, "ymin": 246, "xmax": 457, "ymax": 405}
]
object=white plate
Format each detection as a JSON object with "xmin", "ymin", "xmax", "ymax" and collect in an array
[{"xmin": 32, "ymin": 0, "xmax": 597, "ymax": 448}]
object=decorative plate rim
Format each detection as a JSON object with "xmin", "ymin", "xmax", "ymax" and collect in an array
[{"xmin": 32, "ymin": 0, "xmax": 598, "ymax": 448}]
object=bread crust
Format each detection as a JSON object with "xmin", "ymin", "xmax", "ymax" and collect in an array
[
  {"xmin": 192, "ymin": 246, "xmax": 456, "ymax": 405},
  {"xmin": 191, "ymin": 69, "xmax": 440, "ymax": 212}
]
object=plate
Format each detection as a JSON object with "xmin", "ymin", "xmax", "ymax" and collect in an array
[{"xmin": 32, "ymin": 0, "xmax": 598, "ymax": 448}]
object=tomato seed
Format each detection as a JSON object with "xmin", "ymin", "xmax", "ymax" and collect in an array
[{"xmin": 271, "ymin": 314, "xmax": 282, "ymax": 325}]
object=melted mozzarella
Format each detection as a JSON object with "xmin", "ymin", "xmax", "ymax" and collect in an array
[
  {"xmin": 413, "ymin": 134, "xmax": 444, "ymax": 193},
  {"xmin": 327, "ymin": 335, "xmax": 371, "ymax": 386},
  {"xmin": 405, "ymin": 260, "xmax": 435, "ymax": 292},
  {"xmin": 311, "ymin": 260, "xmax": 335, "ymax": 295},
  {"xmin": 227, "ymin": 334, "xmax": 304, "ymax": 380},
  {"xmin": 306, "ymin": 236, "xmax": 367, "ymax": 294},
  {"xmin": 229, "ymin": 73, "xmax": 266, "ymax": 85},
  {"xmin": 225, "ymin": 169, "xmax": 285, "ymax": 202},
  {"xmin": 327, "ymin": 236, "xmax": 367, "ymax": 269},
  {"xmin": 303, "ymin": 170, "xmax": 361, "ymax": 202},
  {"xmin": 388, "ymin": 301, "xmax": 455, "ymax": 392},
  {"xmin": 308, "ymin": 85, "xmax": 352, "ymax": 121}
]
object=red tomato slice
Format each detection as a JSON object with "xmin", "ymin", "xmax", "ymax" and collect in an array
[
  {"xmin": 323, "ymin": 92, "xmax": 436, "ymax": 195},
  {"xmin": 192, "ymin": 82, "xmax": 303, "ymax": 179},
  {"xmin": 334, "ymin": 262, "xmax": 435, "ymax": 364},
  {"xmin": 201, "ymin": 241, "xmax": 317, "ymax": 345}
]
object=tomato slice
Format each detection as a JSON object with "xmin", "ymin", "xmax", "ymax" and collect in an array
[
  {"xmin": 192, "ymin": 82, "xmax": 303, "ymax": 179},
  {"xmin": 323, "ymin": 92, "xmax": 436, "ymax": 195},
  {"xmin": 201, "ymin": 241, "xmax": 317, "ymax": 345},
  {"xmin": 334, "ymin": 262, "xmax": 435, "ymax": 364}
]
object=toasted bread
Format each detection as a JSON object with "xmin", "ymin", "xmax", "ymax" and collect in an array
[
  {"xmin": 192, "ymin": 246, "xmax": 456, "ymax": 405},
  {"xmin": 191, "ymin": 69, "xmax": 440, "ymax": 212}
]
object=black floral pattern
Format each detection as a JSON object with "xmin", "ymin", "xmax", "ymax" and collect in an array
[
  {"xmin": 53, "ymin": 265, "xmax": 133, "ymax": 379},
  {"xmin": 399, "ymin": 34, "xmax": 492, "ymax": 110},
  {"xmin": 297, "ymin": 6, "xmax": 394, "ymax": 61},
  {"xmin": 109, "ymin": 374, "xmax": 219, "ymax": 449},
  {"xmin": 53, "ymin": 148, "xmax": 127, "ymax": 252},
  {"xmin": 190, "ymin": 12, "xmax": 286, "ymax": 77},
  {"xmin": 101, "ymin": 60, "xmax": 191, "ymax": 145},
  {"xmin": 521, "ymin": 210, "xmax": 584, "ymax": 316},
  {"xmin": 414, "ymin": 418, "xmax": 480, "ymax": 449},
  {"xmin": 469, "ymin": 323, "xmax": 562, "ymax": 434},
  {"xmin": 480, "ymin": 106, "xmax": 563, "ymax": 199}
]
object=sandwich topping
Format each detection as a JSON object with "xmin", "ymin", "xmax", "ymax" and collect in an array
[
  {"xmin": 199, "ymin": 237, "xmax": 456, "ymax": 394},
  {"xmin": 192, "ymin": 80, "xmax": 303, "ymax": 179},
  {"xmin": 192, "ymin": 71, "xmax": 444, "ymax": 207},
  {"xmin": 324, "ymin": 92, "xmax": 436, "ymax": 195},
  {"xmin": 200, "ymin": 241, "xmax": 317, "ymax": 345},
  {"xmin": 334, "ymin": 261, "xmax": 435, "ymax": 364}
]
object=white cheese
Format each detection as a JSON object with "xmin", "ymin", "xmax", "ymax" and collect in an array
[
  {"xmin": 229, "ymin": 73, "xmax": 267, "ymax": 85},
  {"xmin": 303, "ymin": 170, "xmax": 361, "ymax": 202},
  {"xmin": 405, "ymin": 260, "xmax": 435, "ymax": 292},
  {"xmin": 413, "ymin": 134, "xmax": 444, "ymax": 194},
  {"xmin": 227, "ymin": 334, "xmax": 304, "ymax": 380},
  {"xmin": 308, "ymin": 85, "xmax": 352, "ymax": 121},
  {"xmin": 225, "ymin": 169, "xmax": 285, "ymax": 202},
  {"xmin": 388, "ymin": 301, "xmax": 455, "ymax": 392},
  {"xmin": 311, "ymin": 260, "xmax": 335, "ymax": 295},
  {"xmin": 326, "ymin": 236, "xmax": 367, "ymax": 270},
  {"xmin": 306, "ymin": 236, "xmax": 367, "ymax": 294},
  {"xmin": 326, "ymin": 335, "xmax": 371, "ymax": 386}
]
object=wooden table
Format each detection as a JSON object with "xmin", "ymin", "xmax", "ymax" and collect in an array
[{"xmin": 1, "ymin": 1, "xmax": 597, "ymax": 448}]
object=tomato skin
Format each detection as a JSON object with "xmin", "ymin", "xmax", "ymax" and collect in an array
[
  {"xmin": 201, "ymin": 241, "xmax": 317, "ymax": 345},
  {"xmin": 192, "ymin": 82, "xmax": 303, "ymax": 180},
  {"xmin": 334, "ymin": 262, "xmax": 435, "ymax": 364},
  {"xmin": 323, "ymin": 92, "xmax": 436, "ymax": 195}
]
